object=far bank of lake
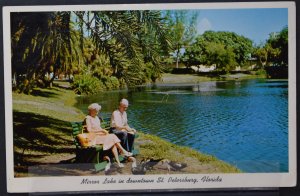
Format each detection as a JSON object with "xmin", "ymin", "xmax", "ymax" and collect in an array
[{"xmin": 156, "ymin": 73, "xmax": 266, "ymax": 84}]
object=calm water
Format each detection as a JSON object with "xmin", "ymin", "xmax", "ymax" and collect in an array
[{"xmin": 76, "ymin": 79, "xmax": 288, "ymax": 173}]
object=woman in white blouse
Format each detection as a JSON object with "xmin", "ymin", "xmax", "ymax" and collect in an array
[{"xmin": 85, "ymin": 103, "xmax": 132, "ymax": 167}]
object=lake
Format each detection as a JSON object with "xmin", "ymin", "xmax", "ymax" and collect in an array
[{"xmin": 76, "ymin": 79, "xmax": 288, "ymax": 173}]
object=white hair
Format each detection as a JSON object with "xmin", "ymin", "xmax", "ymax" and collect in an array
[
  {"xmin": 120, "ymin": 98, "xmax": 129, "ymax": 106},
  {"xmin": 88, "ymin": 103, "xmax": 101, "ymax": 112}
]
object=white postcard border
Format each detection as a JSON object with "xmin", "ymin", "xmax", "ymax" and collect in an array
[{"xmin": 3, "ymin": 2, "xmax": 296, "ymax": 193}]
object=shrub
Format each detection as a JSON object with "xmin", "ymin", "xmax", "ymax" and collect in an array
[
  {"xmin": 101, "ymin": 76, "xmax": 120, "ymax": 90},
  {"xmin": 255, "ymin": 69, "xmax": 267, "ymax": 76},
  {"xmin": 72, "ymin": 74, "xmax": 105, "ymax": 95}
]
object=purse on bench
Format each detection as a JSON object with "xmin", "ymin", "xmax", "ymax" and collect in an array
[{"xmin": 77, "ymin": 126, "xmax": 96, "ymax": 147}]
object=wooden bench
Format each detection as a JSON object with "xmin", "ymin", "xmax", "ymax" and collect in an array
[
  {"xmin": 100, "ymin": 116, "xmax": 111, "ymax": 130},
  {"xmin": 71, "ymin": 122, "xmax": 109, "ymax": 171}
]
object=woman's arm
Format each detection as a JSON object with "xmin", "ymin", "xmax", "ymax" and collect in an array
[
  {"xmin": 100, "ymin": 129, "xmax": 109, "ymax": 134},
  {"xmin": 86, "ymin": 117, "xmax": 108, "ymax": 134}
]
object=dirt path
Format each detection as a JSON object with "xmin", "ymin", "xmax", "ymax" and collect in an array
[{"xmin": 15, "ymin": 151, "xmax": 226, "ymax": 177}]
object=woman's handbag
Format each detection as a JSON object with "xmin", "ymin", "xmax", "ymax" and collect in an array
[{"xmin": 77, "ymin": 126, "xmax": 96, "ymax": 147}]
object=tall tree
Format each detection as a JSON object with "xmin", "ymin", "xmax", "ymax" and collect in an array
[
  {"xmin": 165, "ymin": 10, "xmax": 198, "ymax": 68},
  {"xmin": 74, "ymin": 10, "xmax": 171, "ymax": 86},
  {"xmin": 267, "ymin": 26, "xmax": 288, "ymax": 66},
  {"xmin": 11, "ymin": 10, "xmax": 172, "ymax": 93},
  {"xmin": 253, "ymin": 26, "xmax": 288, "ymax": 67},
  {"xmin": 183, "ymin": 31, "xmax": 253, "ymax": 72},
  {"xmin": 11, "ymin": 12, "xmax": 81, "ymax": 92}
]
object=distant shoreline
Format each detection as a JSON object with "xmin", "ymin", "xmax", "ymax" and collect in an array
[{"xmin": 155, "ymin": 73, "xmax": 266, "ymax": 85}]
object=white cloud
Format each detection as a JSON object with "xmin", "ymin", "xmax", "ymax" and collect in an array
[{"xmin": 197, "ymin": 18, "xmax": 212, "ymax": 34}]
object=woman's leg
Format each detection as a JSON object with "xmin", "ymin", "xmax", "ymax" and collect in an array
[
  {"xmin": 115, "ymin": 142, "xmax": 132, "ymax": 156},
  {"xmin": 111, "ymin": 130, "xmax": 129, "ymax": 151},
  {"xmin": 111, "ymin": 145, "xmax": 124, "ymax": 167},
  {"xmin": 111, "ymin": 145, "xmax": 120, "ymax": 164},
  {"xmin": 103, "ymin": 156, "xmax": 110, "ymax": 162},
  {"xmin": 103, "ymin": 156, "xmax": 111, "ymax": 172}
]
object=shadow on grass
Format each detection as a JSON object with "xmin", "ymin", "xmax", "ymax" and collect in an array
[
  {"xmin": 31, "ymin": 88, "xmax": 59, "ymax": 98},
  {"xmin": 14, "ymin": 162, "xmax": 96, "ymax": 177},
  {"xmin": 13, "ymin": 151, "xmax": 96, "ymax": 177},
  {"xmin": 13, "ymin": 111, "xmax": 75, "ymax": 164},
  {"xmin": 53, "ymin": 80, "xmax": 73, "ymax": 90}
]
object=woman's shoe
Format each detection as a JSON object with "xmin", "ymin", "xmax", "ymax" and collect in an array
[
  {"xmin": 122, "ymin": 151, "xmax": 133, "ymax": 157},
  {"xmin": 104, "ymin": 162, "xmax": 111, "ymax": 172},
  {"xmin": 118, "ymin": 163, "xmax": 124, "ymax": 168},
  {"xmin": 132, "ymin": 160, "xmax": 137, "ymax": 168}
]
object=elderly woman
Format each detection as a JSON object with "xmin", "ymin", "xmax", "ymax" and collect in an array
[{"xmin": 85, "ymin": 103, "xmax": 132, "ymax": 168}]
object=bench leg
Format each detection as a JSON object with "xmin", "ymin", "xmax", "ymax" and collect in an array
[{"xmin": 94, "ymin": 161, "xmax": 108, "ymax": 171}]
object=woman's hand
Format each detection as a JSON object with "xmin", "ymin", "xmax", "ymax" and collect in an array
[
  {"xmin": 95, "ymin": 128, "xmax": 108, "ymax": 135},
  {"xmin": 102, "ymin": 129, "xmax": 109, "ymax": 135}
]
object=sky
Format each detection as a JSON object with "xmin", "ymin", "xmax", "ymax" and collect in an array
[
  {"xmin": 195, "ymin": 8, "xmax": 288, "ymax": 45},
  {"xmin": 75, "ymin": 8, "xmax": 288, "ymax": 46}
]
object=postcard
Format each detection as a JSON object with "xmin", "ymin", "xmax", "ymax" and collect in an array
[{"xmin": 3, "ymin": 1, "xmax": 296, "ymax": 193}]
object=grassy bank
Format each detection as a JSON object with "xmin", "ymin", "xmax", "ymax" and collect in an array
[{"xmin": 13, "ymin": 81, "xmax": 240, "ymax": 177}]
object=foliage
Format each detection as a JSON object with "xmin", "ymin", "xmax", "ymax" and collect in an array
[
  {"xmin": 253, "ymin": 26, "xmax": 288, "ymax": 66},
  {"xmin": 72, "ymin": 74, "xmax": 105, "ymax": 95},
  {"xmin": 254, "ymin": 69, "xmax": 267, "ymax": 76},
  {"xmin": 101, "ymin": 76, "xmax": 121, "ymax": 90},
  {"xmin": 164, "ymin": 10, "xmax": 199, "ymax": 68},
  {"xmin": 78, "ymin": 10, "xmax": 171, "ymax": 85},
  {"xmin": 204, "ymin": 42, "xmax": 237, "ymax": 71},
  {"xmin": 11, "ymin": 10, "xmax": 286, "ymax": 94},
  {"xmin": 11, "ymin": 11, "xmax": 172, "ymax": 94},
  {"xmin": 183, "ymin": 31, "xmax": 252, "ymax": 72},
  {"xmin": 11, "ymin": 12, "xmax": 82, "ymax": 92}
]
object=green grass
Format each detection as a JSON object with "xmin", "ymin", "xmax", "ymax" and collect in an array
[
  {"xmin": 137, "ymin": 133, "xmax": 240, "ymax": 173},
  {"xmin": 13, "ymin": 86, "xmax": 85, "ymax": 122},
  {"xmin": 13, "ymin": 81, "xmax": 240, "ymax": 174},
  {"xmin": 158, "ymin": 73, "xmax": 216, "ymax": 84},
  {"xmin": 13, "ymin": 83, "xmax": 84, "ymax": 160}
]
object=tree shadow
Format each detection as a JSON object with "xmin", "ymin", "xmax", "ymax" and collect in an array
[
  {"xmin": 13, "ymin": 111, "xmax": 76, "ymax": 165},
  {"xmin": 14, "ymin": 150, "xmax": 96, "ymax": 177},
  {"xmin": 15, "ymin": 163, "xmax": 96, "ymax": 177},
  {"xmin": 53, "ymin": 80, "xmax": 73, "ymax": 90},
  {"xmin": 31, "ymin": 88, "xmax": 59, "ymax": 98}
]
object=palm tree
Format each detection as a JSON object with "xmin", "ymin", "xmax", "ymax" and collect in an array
[
  {"xmin": 11, "ymin": 12, "xmax": 82, "ymax": 92},
  {"xmin": 74, "ymin": 10, "xmax": 171, "ymax": 85},
  {"xmin": 11, "ymin": 10, "xmax": 171, "ymax": 92}
]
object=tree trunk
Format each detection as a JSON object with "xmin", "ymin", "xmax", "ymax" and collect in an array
[
  {"xmin": 175, "ymin": 49, "xmax": 180, "ymax": 69},
  {"xmin": 12, "ymin": 72, "xmax": 17, "ymax": 87}
]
